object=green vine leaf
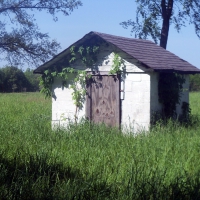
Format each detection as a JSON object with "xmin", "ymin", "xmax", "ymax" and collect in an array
[
  {"xmin": 69, "ymin": 57, "xmax": 76, "ymax": 63},
  {"xmin": 109, "ymin": 53, "xmax": 125, "ymax": 75},
  {"xmin": 51, "ymin": 71, "xmax": 57, "ymax": 77},
  {"xmin": 44, "ymin": 69, "xmax": 50, "ymax": 75},
  {"xmin": 86, "ymin": 46, "xmax": 90, "ymax": 54},
  {"xmin": 93, "ymin": 46, "xmax": 99, "ymax": 53},
  {"xmin": 40, "ymin": 44, "xmax": 101, "ymax": 123},
  {"xmin": 78, "ymin": 46, "xmax": 84, "ymax": 55},
  {"xmin": 70, "ymin": 46, "xmax": 76, "ymax": 56}
]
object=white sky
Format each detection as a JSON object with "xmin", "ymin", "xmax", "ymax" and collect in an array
[{"xmin": 25, "ymin": 0, "xmax": 200, "ymax": 69}]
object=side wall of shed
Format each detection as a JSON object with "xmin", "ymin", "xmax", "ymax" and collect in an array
[
  {"xmin": 149, "ymin": 73, "xmax": 189, "ymax": 121},
  {"xmin": 51, "ymin": 44, "xmax": 163, "ymax": 132},
  {"xmin": 121, "ymin": 73, "xmax": 151, "ymax": 132},
  {"xmin": 51, "ymin": 77, "xmax": 85, "ymax": 128},
  {"xmin": 150, "ymin": 73, "xmax": 189, "ymax": 120}
]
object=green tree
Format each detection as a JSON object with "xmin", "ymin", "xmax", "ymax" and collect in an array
[
  {"xmin": 189, "ymin": 74, "xmax": 200, "ymax": 91},
  {"xmin": 0, "ymin": 0, "xmax": 82, "ymax": 67},
  {"xmin": 1, "ymin": 66, "xmax": 31, "ymax": 92},
  {"xmin": 121, "ymin": 0, "xmax": 200, "ymax": 49},
  {"xmin": 24, "ymin": 68, "xmax": 40, "ymax": 91},
  {"xmin": 0, "ymin": 69, "xmax": 5, "ymax": 91}
]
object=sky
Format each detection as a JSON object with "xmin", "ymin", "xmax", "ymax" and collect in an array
[{"xmin": 33, "ymin": 0, "xmax": 200, "ymax": 69}]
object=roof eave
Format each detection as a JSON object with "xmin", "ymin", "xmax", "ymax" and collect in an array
[{"xmin": 33, "ymin": 31, "xmax": 97, "ymax": 74}]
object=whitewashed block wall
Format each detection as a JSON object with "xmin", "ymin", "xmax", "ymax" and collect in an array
[{"xmin": 51, "ymin": 45, "xmax": 189, "ymax": 132}]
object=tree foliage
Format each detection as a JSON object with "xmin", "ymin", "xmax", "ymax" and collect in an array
[
  {"xmin": 0, "ymin": 66, "xmax": 40, "ymax": 92},
  {"xmin": 121, "ymin": 0, "xmax": 200, "ymax": 49},
  {"xmin": 24, "ymin": 68, "xmax": 40, "ymax": 91},
  {"xmin": 0, "ymin": 66, "xmax": 30, "ymax": 92},
  {"xmin": 121, "ymin": 0, "xmax": 200, "ymax": 119},
  {"xmin": 189, "ymin": 74, "xmax": 200, "ymax": 91},
  {"xmin": 0, "ymin": 0, "xmax": 82, "ymax": 67}
]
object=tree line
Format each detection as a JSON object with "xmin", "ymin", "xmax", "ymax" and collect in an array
[
  {"xmin": 0, "ymin": 66, "xmax": 40, "ymax": 93},
  {"xmin": 0, "ymin": 1, "xmax": 200, "ymax": 94},
  {"xmin": 0, "ymin": 66, "xmax": 200, "ymax": 93},
  {"xmin": 190, "ymin": 74, "xmax": 200, "ymax": 92}
]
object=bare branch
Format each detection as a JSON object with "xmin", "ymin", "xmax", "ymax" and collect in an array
[{"xmin": 0, "ymin": 0, "xmax": 82, "ymax": 67}]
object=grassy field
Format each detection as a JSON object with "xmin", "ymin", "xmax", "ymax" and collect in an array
[
  {"xmin": 0, "ymin": 92, "xmax": 200, "ymax": 199},
  {"xmin": 190, "ymin": 92, "xmax": 200, "ymax": 115}
]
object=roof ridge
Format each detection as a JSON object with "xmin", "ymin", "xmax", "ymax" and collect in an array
[
  {"xmin": 92, "ymin": 31, "xmax": 154, "ymax": 43},
  {"xmin": 34, "ymin": 31, "xmax": 200, "ymax": 74}
]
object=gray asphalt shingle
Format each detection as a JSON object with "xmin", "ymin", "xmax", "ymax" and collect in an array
[
  {"xmin": 34, "ymin": 31, "xmax": 200, "ymax": 74},
  {"xmin": 94, "ymin": 32, "xmax": 200, "ymax": 73}
]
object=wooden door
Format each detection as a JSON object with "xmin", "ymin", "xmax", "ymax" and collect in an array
[{"xmin": 86, "ymin": 75, "xmax": 120, "ymax": 127}]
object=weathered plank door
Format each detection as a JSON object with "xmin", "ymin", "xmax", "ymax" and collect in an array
[{"xmin": 86, "ymin": 75, "xmax": 120, "ymax": 127}]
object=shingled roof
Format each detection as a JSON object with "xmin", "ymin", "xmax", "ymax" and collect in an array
[{"xmin": 34, "ymin": 31, "xmax": 200, "ymax": 74}]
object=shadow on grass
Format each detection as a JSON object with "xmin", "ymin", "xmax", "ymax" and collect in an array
[
  {"xmin": 0, "ymin": 152, "xmax": 200, "ymax": 200},
  {"xmin": 0, "ymin": 153, "xmax": 114, "ymax": 200}
]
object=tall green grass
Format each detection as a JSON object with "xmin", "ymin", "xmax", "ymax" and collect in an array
[
  {"xmin": 190, "ymin": 92, "xmax": 200, "ymax": 116},
  {"xmin": 0, "ymin": 92, "xmax": 200, "ymax": 199}
]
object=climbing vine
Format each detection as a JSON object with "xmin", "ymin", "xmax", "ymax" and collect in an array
[
  {"xmin": 158, "ymin": 72, "xmax": 185, "ymax": 119},
  {"xmin": 39, "ymin": 69, "xmax": 54, "ymax": 98},
  {"xmin": 40, "ymin": 45, "xmax": 188, "ymax": 124},
  {"xmin": 39, "ymin": 44, "xmax": 99, "ymax": 122},
  {"xmin": 109, "ymin": 52, "xmax": 125, "ymax": 75},
  {"xmin": 39, "ymin": 45, "xmax": 125, "ymax": 123}
]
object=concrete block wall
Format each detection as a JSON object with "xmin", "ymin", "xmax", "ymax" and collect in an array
[
  {"xmin": 51, "ymin": 44, "xmax": 175, "ymax": 132},
  {"xmin": 121, "ymin": 73, "xmax": 151, "ymax": 132},
  {"xmin": 51, "ymin": 47, "xmax": 155, "ymax": 131},
  {"xmin": 51, "ymin": 77, "xmax": 85, "ymax": 128}
]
